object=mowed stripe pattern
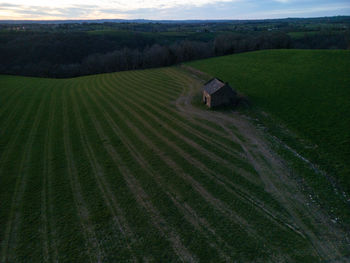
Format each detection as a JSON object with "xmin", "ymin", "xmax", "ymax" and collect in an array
[{"xmin": 0, "ymin": 68, "xmax": 315, "ymax": 262}]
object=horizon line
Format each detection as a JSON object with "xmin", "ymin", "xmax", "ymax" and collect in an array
[{"xmin": 1, "ymin": 15, "xmax": 349, "ymax": 23}]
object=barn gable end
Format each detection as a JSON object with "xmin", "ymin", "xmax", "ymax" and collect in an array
[{"xmin": 202, "ymin": 78, "xmax": 237, "ymax": 108}]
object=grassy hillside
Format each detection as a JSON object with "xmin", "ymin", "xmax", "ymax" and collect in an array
[
  {"xmin": 188, "ymin": 49, "xmax": 350, "ymax": 192},
  {"xmin": 0, "ymin": 67, "xmax": 348, "ymax": 262}
]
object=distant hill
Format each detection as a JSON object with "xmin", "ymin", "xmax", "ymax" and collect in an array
[{"xmin": 1, "ymin": 15, "xmax": 349, "ymax": 24}]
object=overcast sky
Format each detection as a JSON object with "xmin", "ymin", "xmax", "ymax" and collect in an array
[{"xmin": 0, "ymin": 0, "xmax": 349, "ymax": 20}]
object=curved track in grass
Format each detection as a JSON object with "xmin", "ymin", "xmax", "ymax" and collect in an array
[{"xmin": 0, "ymin": 67, "xmax": 348, "ymax": 262}]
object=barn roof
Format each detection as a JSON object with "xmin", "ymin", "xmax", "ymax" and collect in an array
[{"xmin": 203, "ymin": 78, "xmax": 226, "ymax": 95}]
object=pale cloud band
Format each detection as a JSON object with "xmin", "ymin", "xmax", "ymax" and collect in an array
[
  {"xmin": 0, "ymin": 0, "xmax": 349, "ymax": 20},
  {"xmin": 1, "ymin": 0, "xmax": 235, "ymax": 11}
]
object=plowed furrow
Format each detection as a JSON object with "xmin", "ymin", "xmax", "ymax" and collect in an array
[
  {"xmin": 90, "ymin": 79, "xmax": 257, "ymax": 241},
  {"xmin": 117, "ymin": 70, "xmax": 230, "ymax": 142},
  {"xmin": 41, "ymin": 87, "xmax": 58, "ymax": 263},
  {"xmin": 81, "ymin": 79, "xmax": 197, "ymax": 263},
  {"xmin": 104, "ymin": 74, "xmax": 250, "ymax": 175},
  {"xmin": 132, "ymin": 68, "xmax": 231, "ymax": 138},
  {"xmin": 88, "ymin": 74, "xmax": 232, "ymax": 261},
  {"xmin": 100, "ymin": 72, "xmax": 304, "ymax": 248},
  {"xmin": 102, "ymin": 75, "xmax": 260, "ymax": 191},
  {"xmin": 62, "ymin": 87, "xmax": 103, "ymax": 263},
  {"xmin": 174, "ymin": 67, "xmax": 345, "ymax": 260},
  {"xmin": 1, "ymin": 87, "xmax": 49, "ymax": 262},
  {"xmin": 169, "ymin": 195, "xmax": 232, "ymax": 261},
  {"xmin": 113, "ymin": 71, "xmax": 237, "ymax": 155},
  {"xmin": 125, "ymin": 117, "xmax": 257, "ymax": 237},
  {"xmin": 71, "ymin": 84, "xmax": 137, "ymax": 261}
]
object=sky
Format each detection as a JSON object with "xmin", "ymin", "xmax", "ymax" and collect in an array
[{"xmin": 0, "ymin": 0, "xmax": 349, "ymax": 20}]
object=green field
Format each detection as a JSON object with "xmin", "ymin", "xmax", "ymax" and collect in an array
[
  {"xmin": 287, "ymin": 30, "xmax": 348, "ymax": 39},
  {"xmin": 0, "ymin": 63, "xmax": 348, "ymax": 262},
  {"xmin": 189, "ymin": 49, "xmax": 350, "ymax": 193}
]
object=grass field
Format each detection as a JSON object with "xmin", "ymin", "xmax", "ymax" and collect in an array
[
  {"xmin": 287, "ymin": 31, "xmax": 347, "ymax": 39},
  {"xmin": 188, "ymin": 49, "xmax": 350, "ymax": 194},
  {"xmin": 0, "ymin": 65, "xmax": 348, "ymax": 262}
]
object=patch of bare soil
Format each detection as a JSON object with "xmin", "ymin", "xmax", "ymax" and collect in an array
[{"xmin": 174, "ymin": 66, "xmax": 349, "ymax": 262}]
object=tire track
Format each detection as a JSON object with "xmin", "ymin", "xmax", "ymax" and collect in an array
[
  {"xmin": 41, "ymin": 84, "xmax": 60, "ymax": 263},
  {"xmin": 80, "ymin": 77, "xmax": 198, "ymax": 263},
  {"xmin": 228, "ymin": 122, "xmax": 342, "ymax": 260},
  {"xmin": 1, "ymin": 86, "xmax": 49, "ymax": 263},
  {"xmin": 41, "ymin": 88, "xmax": 53, "ymax": 263},
  {"xmin": 71, "ymin": 81, "xmax": 137, "ymax": 262},
  {"xmin": 168, "ymin": 195, "xmax": 232, "ymax": 262},
  {"xmin": 61, "ymin": 84, "xmax": 103, "ymax": 263}
]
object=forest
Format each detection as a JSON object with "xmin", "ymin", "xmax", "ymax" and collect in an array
[{"xmin": 0, "ymin": 16, "xmax": 349, "ymax": 78}]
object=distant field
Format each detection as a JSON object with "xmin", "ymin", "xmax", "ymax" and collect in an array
[
  {"xmin": 287, "ymin": 30, "xmax": 347, "ymax": 39},
  {"xmin": 0, "ymin": 66, "xmax": 348, "ymax": 262},
  {"xmin": 189, "ymin": 49, "xmax": 350, "ymax": 192},
  {"xmin": 287, "ymin": 31, "xmax": 321, "ymax": 38}
]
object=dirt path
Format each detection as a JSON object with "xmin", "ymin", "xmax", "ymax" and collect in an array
[{"xmin": 174, "ymin": 66, "xmax": 349, "ymax": 262}]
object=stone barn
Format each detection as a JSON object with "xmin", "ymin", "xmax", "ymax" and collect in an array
[{"xmin": 202, "ymin": 78, "xmax": 237, "ymax": 108}]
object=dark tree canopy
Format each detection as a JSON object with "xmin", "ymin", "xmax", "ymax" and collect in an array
[{"xmin": 0, "ymin": 17, "xmax": 349, "ymax": 78}]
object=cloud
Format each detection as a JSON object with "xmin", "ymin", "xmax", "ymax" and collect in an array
[
  {"xmin": 0, "ymin": 0, "xmax": 241, "ymax": 19},
  {"xmin": 0, "ymin": 2, "xmax": 126, "ymax": 19},
  {"xmin": 1, "ymin": 0, "xmax": 238, "ymax": 11},
  {"xmin": 109, "ymin": 0, "xmax": 236, "ymax": 10},
  {"xmin": 256, "ymin": 3, "xmax": 350, "ymax": 16},
  {"xmin": 0, "ymin": 0, "xmax": 349, "ymax": 20}
]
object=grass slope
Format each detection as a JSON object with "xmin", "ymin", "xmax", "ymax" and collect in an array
[
  {"xmin": 188, "ymin": 49, "xmax": 350, "ymax": 192},
  {"xmin": 0, "ymin": 66, "xmax": 347, "ymax": 262}
]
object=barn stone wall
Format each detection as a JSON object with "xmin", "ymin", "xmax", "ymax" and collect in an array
[{"xmin": 210, "ymin": 85, "xmax": 236, "ymax": 108}]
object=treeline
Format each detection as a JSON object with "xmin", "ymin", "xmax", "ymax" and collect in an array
[
  {"xmin": 293, "ymin": 32, "xmax": 350, "ymax": 49},
  {"xmin": 0, "ymin": 30, "xmax": 349, "ymax": 78}
]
